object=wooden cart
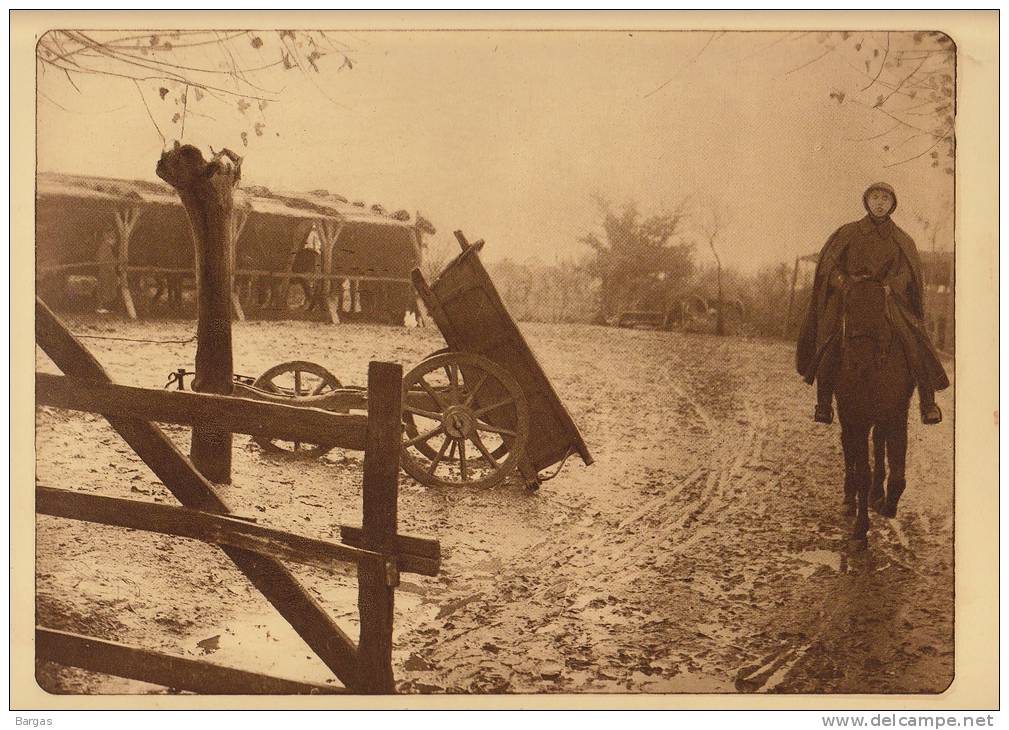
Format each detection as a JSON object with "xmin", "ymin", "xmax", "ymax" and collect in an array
[
  {"xmin": 405, "ymin": 231, "xmax": 593, "ymax": 489},
  {"xmin": 172, "ymin": 232, "xmax": 592, "ymax": 490}
]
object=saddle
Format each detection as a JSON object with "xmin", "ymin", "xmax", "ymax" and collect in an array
[{"xmin": 842, "ymin": 278, "xmax": 892, "ymax": 364}]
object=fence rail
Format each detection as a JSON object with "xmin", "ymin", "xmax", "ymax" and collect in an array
[
  {"xmin": 35, "ymin": 297, "xmax": 433, "ymax": 693},
  {"xmin": 36, "ymin": 485, "xmax": 395, "ymax": 580},
  {"xmin": 36, "ymin": 372, "xmax": 368, "ymax": 451},
  {"xmin": 36, "ymin": 628, "xmax": 346, "ymax": 695}
]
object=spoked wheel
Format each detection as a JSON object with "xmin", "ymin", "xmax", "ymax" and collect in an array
[
  {"xmin": 403, "ymin": 347, "xmax": 509, "ymax": 461},
  {"xmin": 252, "ymin": 360, "xmax": 342, "ymax": 457},
  {"xmin": 400, "ymin": 352, "xmax": 529, "ymax": 489}
]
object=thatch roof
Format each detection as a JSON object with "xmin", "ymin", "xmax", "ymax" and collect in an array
[
  {"xmin": 36, "ymin": 172, "xmax": 425, "ymax": 277},
  {"xmin": 37, "ymin": 172, "xmax": 419, "ymax": 229}
]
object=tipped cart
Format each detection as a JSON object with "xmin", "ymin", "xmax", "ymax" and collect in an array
[{"xmin": 171, "ymin": 232, "xmax": 592, "ymax": 490}]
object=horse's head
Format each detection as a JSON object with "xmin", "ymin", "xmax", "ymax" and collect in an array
[{"xmin": 842, "ymin": 278, "xmax": 892, "ymax": 372}]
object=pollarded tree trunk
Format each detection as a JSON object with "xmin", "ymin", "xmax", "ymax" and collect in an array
[{"xmin": 156, "ymin": 142, "xmax": 242, "ymax": 483}]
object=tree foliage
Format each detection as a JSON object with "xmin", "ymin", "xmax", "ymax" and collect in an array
[
  {"xmin": 580, "ymin": 198, "xmax": 694, "ymax": 323},
  {"xmin": 802, "ymin": 30, "xmax": 956, "ymax": 173},
  {"xmin": 36, "ymin": 30, "xmax": 354, "ymax": 147}
]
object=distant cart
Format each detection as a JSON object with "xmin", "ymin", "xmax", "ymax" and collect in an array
[{"xmin": 170, "ymin": 232, "xmax": 592, "ymax": 491}]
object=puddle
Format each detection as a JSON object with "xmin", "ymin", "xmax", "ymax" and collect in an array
[
  {"xmin": 792, "ymin": 550, "xmax": 845, "ymax": 578},
  {"xmin": 181, "ymin": 581, "xmax": 432, "ymax": 688}
]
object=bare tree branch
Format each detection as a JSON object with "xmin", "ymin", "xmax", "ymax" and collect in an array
[
  {"xmin": 133, "ymin": 79, "xmax": 166, "ymax": 145},
  {"xmin": 873, "ymin": 55, "xmax": 930, "ymax": 108},
  {"xmin": 843, "ymin": 122, "xmax": 903, "ymax": 143},
  {"xmin": 860, "ymin": 31, "xmax": 890, "ymax": 91},
  {"xmin": 784, "ymin": 46, "xmax": 835, "ymax": 77},
  {"xmin": 644, "ymin": 31, "xmax": 722, "ymax": 99},
  {"xmin": 884, "ymin": 126, "xmax": 953, "ymax": 168}
]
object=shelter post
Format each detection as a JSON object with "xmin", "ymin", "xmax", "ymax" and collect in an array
[
  {"xmin": 229, "ymin": 208, "xmax": 250, "ymax": 322},
  {"xmin": 113, "ymin": 207, "xmax": 141, "ymax": 320},
  {"xmin": 318, "ymin": 220, "xmax": 344, "ymax": 324}
]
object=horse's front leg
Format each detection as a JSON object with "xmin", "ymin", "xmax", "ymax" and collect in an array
[
  {"xmin": 841, "ymin": 429, "xmax": 857, "ymax": 517},
  {"xmin": 869, "ymin": 424, "xmax": 887, "ymax": 513},
  {"xmin": 881, "ymin": 413, "xmax": 909, "ymax": 518},
  {"xmin": 842, "ymin": 421, "xmax": 871, "ymax": 544}
]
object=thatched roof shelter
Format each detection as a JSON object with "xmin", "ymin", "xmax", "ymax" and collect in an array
[{"xmin": 36, "ymin": 172, "xmax": 430, "ymax": 324}]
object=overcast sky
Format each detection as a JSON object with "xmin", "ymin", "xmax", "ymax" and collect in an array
[{"xmin": 38, "ymin": 30, "xmax": 955, "ymax": 272}]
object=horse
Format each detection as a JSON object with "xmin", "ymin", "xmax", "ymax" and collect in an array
[{"xmin": 834, "ymin": 278, "xmax": 915, "ymax": 545}]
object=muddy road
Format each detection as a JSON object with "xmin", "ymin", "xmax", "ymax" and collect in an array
[{"xmin": 35, "ymin": 317, "xmax": 954, "ymax": 694}]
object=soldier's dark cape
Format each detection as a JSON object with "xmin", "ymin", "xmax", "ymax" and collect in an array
[{"xmin": 796, "ymin": 215, "xmax": 950, "ymax": 390}]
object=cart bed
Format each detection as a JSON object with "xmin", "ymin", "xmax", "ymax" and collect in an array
[{"xmin": 412, "ymin": 240, "xmax": 592, "ymax": 476}]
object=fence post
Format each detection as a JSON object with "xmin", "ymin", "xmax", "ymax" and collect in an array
[{"xmin": 357, "ymin": 361, "xmax": 402, "ymax": 693}]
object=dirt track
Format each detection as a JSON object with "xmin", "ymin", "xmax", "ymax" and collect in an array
[{"xmin": 34, "ymin": 316, "xmax": 954, "ymax": 695}]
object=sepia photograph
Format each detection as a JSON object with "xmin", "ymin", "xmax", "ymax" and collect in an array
[{"xmin": 12, "ymin": 10, "xmax": 999, "ymax": 710}]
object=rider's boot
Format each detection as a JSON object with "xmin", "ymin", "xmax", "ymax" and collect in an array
[{"xmin": 920, "ymin": 386, "xmax": 942, "ymax": 425}]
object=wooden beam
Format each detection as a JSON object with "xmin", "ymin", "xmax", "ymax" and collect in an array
[
  {"xmin": 36, "ymin": 486, "xmax": 392, "ymax": 578},
  {"xmin": 234, "ymin": 269, "xmax": 411, "ymax": 284},
  {"xmin": 36, "ymin": 627, "xmax": 346, "ymax": 695},
  {"xmin": 357, "ymin": 362, "xmax": 402, "ymax": 693},
  {"xmin": 34, "ymin": 298, "xmax": 364, "ymax": 690},
  {"xmin": 340, "ymin": 526, "xmax": 439, "ymax": 577},
  {"xmin": 114, "ymin": 207, "xmax": 139, "ymax": 320},
  {"xmin": 37, "ymin": 373, "xmax": 369, "ymax": 451},
  {"xmin": 231, "ymin": 381, "xmax": 368, "ymax": 413},
  {"xmin": 231, "ymin": 291, "xmax": 246, "ymax": 322},
  {"xmin": 230, "ymin": 209, "xmax": 249, "ymax": 322},
  {"xmin": 318, "ymin": 220, "xmax": 343, "ymax": 311},
  {"xmin": 325, "ymin": 294, "xmax": 342, "ymax": 325}
]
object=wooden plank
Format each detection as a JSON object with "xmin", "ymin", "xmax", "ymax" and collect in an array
[
  {"xmin": 35, "ymin": 298, "xmax": 364, "ymax": 690},
  {"xmin": 232, "ymin": 381, "xmax": 368, "ymax": 413},
  {"xmin": 325, "ymin": 293, "xmax": 342, "ymax": 325},
  {"xmin": 356, "ymin": 362, "xmax": 402, "ymax": 693},
  {"xmin": 115, "ymin": 208, "xmax": 139, "ymax": 321},
  {"xmin": 428, "ymin": 239, "xmax": 594, "ymax": 468},
  {"xmin": 37, "ymin": 261, "xmax": 100, "ymax": 275},
  {"xmin": 339, "ymin": 526, "xmax": 440, "ymax": 560},
  {"xmin": 120, "ymin": 266, "xmax": 412, "ymax": 285},
  {"xmin": 37, "ymin": 373, "xmax": 368, "ymax": 451},
  {"xmin": 36, "ymin": 486, "xmax": 391, "ymax": 576},
  {"xmin": 36, "ymin": 627, "xmax": 346, "ymax": 695},
  {"xmin": 231, "ymin": 291, "xmax": 246, "ymax": 322},
  {"xmin": 339, "ymin": 527, "xmax": 439, "ymax": 578},
  {"xmin": 124, "ymin": 265, "xmax": 194, "ymax": 275},
  {"xmin": 237, "ymin": 269, "xmax": 412, "ymax": 284}
]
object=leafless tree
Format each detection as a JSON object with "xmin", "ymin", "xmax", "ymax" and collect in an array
[
  {"xmin": 36, "ymin": 29, "xmax": 354, "ymax": 147},
  {"xmin": 788, "ymin": 31, "xmax": 956, "ymax": 174},
  {"xmin": 695, "ymin": 206, "xmax": 728, "ymax": 336}
]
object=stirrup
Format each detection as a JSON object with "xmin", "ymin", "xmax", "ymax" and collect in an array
[
  {"xmin": 814, "ymin": 404, "xmax": 834, "ymax": 424},
  {"xmin": 921, "ymin": 404, "xmax": 943, "ymax": 425}
]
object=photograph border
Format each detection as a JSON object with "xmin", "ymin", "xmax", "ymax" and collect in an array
[{"xmin": 11, "ymin": 9, "xmax": 999, "ymax": 710}]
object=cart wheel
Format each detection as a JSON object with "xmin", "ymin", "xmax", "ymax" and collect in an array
[
  {"xmin": 252, "ymin": 361, "xmax": 342, "ymax": 457},
  {"xmin": 403, "ymin": 415, "xmax": 511, "ymax": 462},
  {"xmin": 400, "ymin": 352, "xmax": 529, "ymax": 488},
  {"xmin": 403, "ymin": 347, "xmax": 509, "ymax": 460}
]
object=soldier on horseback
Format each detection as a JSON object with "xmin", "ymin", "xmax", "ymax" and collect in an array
[{"xmin": 796, "ymin": 183, "xmax": 949, "ymax": 425}]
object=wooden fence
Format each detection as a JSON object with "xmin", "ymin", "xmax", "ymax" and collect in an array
[{"xmin": 35, "ymin": 297, "xmax": 440, "ymax": 694}]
